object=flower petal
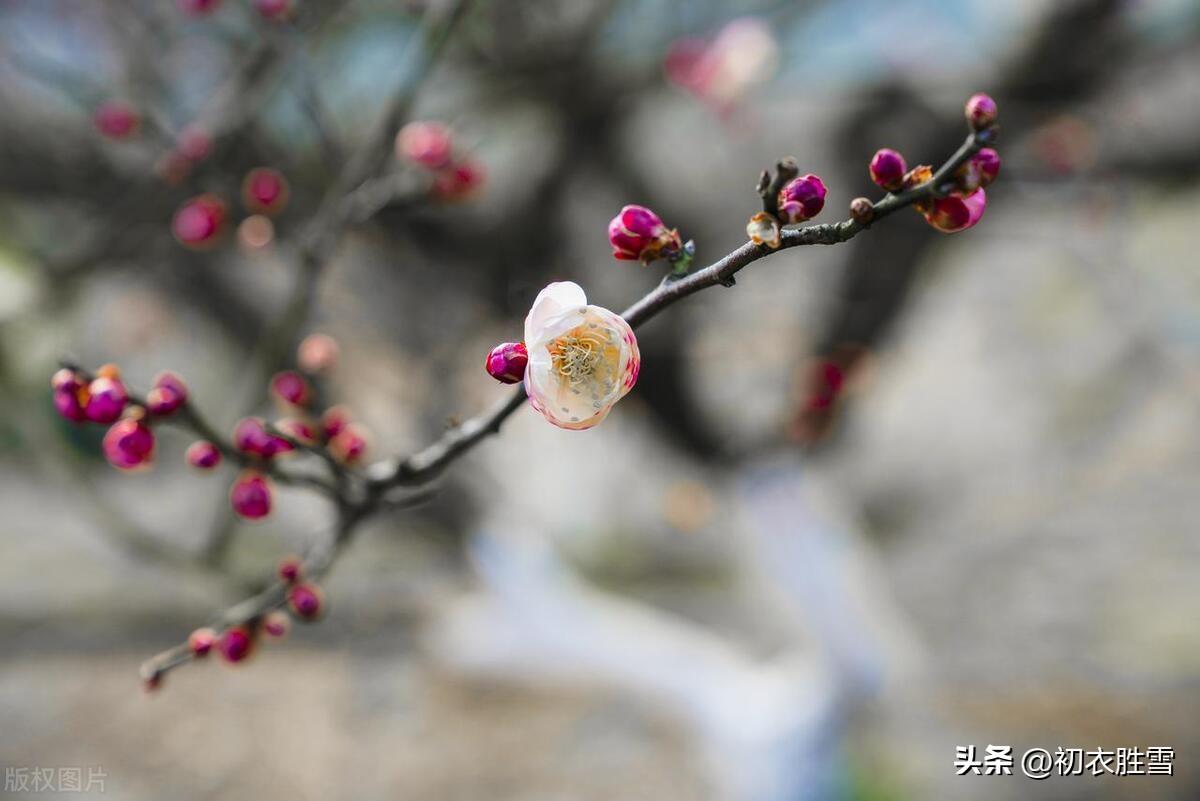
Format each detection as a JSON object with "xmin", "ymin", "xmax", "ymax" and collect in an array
[{"xmin": 524, "ymin": 281, "xmax": 588, "ymax": 345}]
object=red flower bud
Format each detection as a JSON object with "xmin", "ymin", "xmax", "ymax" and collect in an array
[
  {"xmin": 242, "ymin": 167, "xmax": 289, "ymax": 216},
  {"xmin": 172, "ymin": 194, "xmax": 227, "ymax": 249},
  {"xmin": 869, "ymin": 148, "xmax": 907, "ymax": 191},
  {"xmin": 431, "ymin": 160, "xmax": 486, "ymax": 202},
  {"xmin": 217, "ymin": 625, "xmax": 256, "ymax": 663},
  {"xmin": 93, "ymin": 101, "xmax": 139, "ymax": 139},
  {"xmin": 270, "ymin": 370, "xmax": 310, "ymax": 406},
  {"xmin": 278, "ymin": 555, "xmax": 303, "ymax": 584},
  {"xmin": 177, "ymin": 125, "xmax": 212, "ymax": 162},
  {"xmin": 145, "ymin": 371, "xmax": 188, "ymax": 416},
  {"xmin": 485, "ymin": 341, "xmax": 528, "ymax": 384},
  {"xmin": 287, "ymin": 582, "xmax": 325, "ymax": 621},
  {"xmin": 185, "ymin": 440, "xmax": 222, "ymax": 470},
  {"xmin": 297, "ymin": 333, "xmax": 339, "ymax": 374},
  {"xmin": 230, "ymin": 471, "xmax": 273, "ymax": 519},
  {"xmin": 233, "ymin": 417, "xmax": 293, "ymax": 458},
  {"xmin": 922, "ymin": 188, "xmax": 987, "ymax": 234},
  {"xmin": 261, "ymin": 610, "xmax": 291, "ymax": 639},
  {"xmin": 51, "ymin": 369, "xmax": 88, "ymax": 423},
  {"xmin": 102, "ymin": 418, "xmax": 155, "ymax": 471},
  {"xmin": 321, "ymin": 405, "xmax": 350, "ymax": 440},
  {"xmin": 776, "ymin": 173, "xmax": 827, "ymax": 224},
  {"xmin": 275, "ymin": 418, "xmax": 317, "ymax": 445},
  {"xmin": 84, "ymin": 375, "xmax": 128, "ymax": 423},
  {"xmin": 188, "ymin": 627, "xmax": 217, "ymax": 656},
  {"xmin": 965, "ymin": 93, "xmax": 998, "ymax": 131},
  {"xmin": 608, "ymin": 204, "xmax": 683, "ymax": 264},
  {"xmin": 329, "ymin": 424, "xmax": 368, "ymax": 465},
  {"xmin": 396, "ymin": 121, "xmax": 454, "ymax": 169}
]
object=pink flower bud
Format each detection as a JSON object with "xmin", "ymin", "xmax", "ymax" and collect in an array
[
  {"xmin": 297, "ymin": 333, "xmax": 339, "ymax": 374},
  {"xmin": 178, "ymin": 0, "xmax": 221, "ymax": 14},
  {"xmin": 965, "ymin": 93, "xmax": 998, "ymax": 131},
  {"xmin": 233, "ymin": 417, "xmax": 293, "ymax": 458},
  {"xmin": 329, "ymin": 424, "xmax": 368, "ymax": 465},
  {"xmin": 185, "ymin": 440, "xmax": 222, "ymax": 470},
  {"xmin": 321, "ymin": 405, "xmax": 350, "ymax": 440},
  {"xmin": 275, "ymin": 418, "xmax": 317, "ymax": 445},
  {"xmin": 608, "ymin": 204, "xmax": 683, "ymax": 264},
  {"xmin": 746, "ymin": 211, "xmax": 781, "ymax": 249},
  {"xmin": 51, "ymin": 369, "xmax": 88, "ymax": 423},
  {"xmin": 261, "ymin": 610, "xmax": 290, "ymax": 639},
  {"xmin": 485, "ymin": 341, "xmax": 528, "ymax": 384},
  {"xmin": 974, "ymin": 147, "xmax": 1001, "ymax": 188},
  {"xmin": 217, "ymin": 625, "xmax": 256, "ymax": 664},
  {"xmin": 253, "ymin": 0, "xmax": 292, "ymax": 21},
  {"xmin": 172, "ymin": 194, "xmax": 227, "ymax": 249},
  {"xmin": 287, "ymin": 582, "xmax": 325, "ymax": 621},
  {"xmin": 146, "ymin": 371, "xmax": 188, "ymax": 416},
  {"xmin": 177, "ymin": 125, "xmax": 212, "ymax": 162},
  {"xmin": 431, "ymin": 160, "xmax": 486, "ymax": 202},
  {"xmin": 188, "ymin": 627, "xmax": 217, "ymax": 657},
  {"xmin": 270, "ymin": 370, "xmax": 310, "ymax": 406},
  {"xmin": 84, "ymin": 375, "xmax": 128, "ymax": 423},
  {"xmin": 922, "ymin": 188, "xmax": 987, "ymax": 234},
  {"xmin": 776, "ymin": 173, "xmax": 827, "ymax": 224},
  {"xmin": 242, "ymin": 167, "xmax": 289, "ymax": 216},
  {"xmin": 93, "ymin": 101, "xmax": 139, "ymax": 139},
  {"xmin": 278, "ymin": 555, "xmax": 303, "ymax": 584},
  {"xmin": 230, "ymin": 471, "xmax": 273, "ymax": 519},
  {"xmin": 869, "ymin": 148, "xmax": 907, "ymax": 191},
  {"xmin": 102, "ymin": 418, "xmax": 155, "ymax": 471},
  {"xmin": 396, "ymin": 121, "xmax": 453, "ymax": 169}
]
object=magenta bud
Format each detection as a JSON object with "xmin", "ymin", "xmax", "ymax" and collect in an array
[
  {"xmin": 275, "ymin": 418, "xmax": 317, "ymax": 445},
  {"xmin": 278, "ymin": 555, "xmax": 303, "ymax": 584},
  {"xmin": 869, "ymin": 148, "xmax": 907, "ymax": 191},
  {"xmin": 923, "ymin": 188, "xmax": 987, "ymax": 234},
  {"xmin": 321, "ymin": 406, "xmax": 350, "ymax": 440},
  {"xmin": 172, "ymin": 194, "xmax": 227, "ymax": 249},
  {"xmin": 93, "ymin": 101, "xmax": 139, "ymax": 140},
  {"xmin": 233, "ymin": 417, "xmax": 292, "ymax": 458},
  {"xmin": 253, "ymin": 0, "xmax": 292, "ymax": 21},
  {"xmin": 270, "ymin": 370, "xmax": 310, "ymax": 406},
  {"xmin": 230, "ymin": 471, "xmax": 273, "ymax": 519},
  {"xmin": 485, "ymin": 341, "xmax": 528, "ymax": 384},
  {"xmin": 188, "ymin": 627, "xmax": 217, "ymax": 657},
  {"xmin": 297, "ymin": 333, "xmax": 339, "ymax": 374},
  {"xmin": 51, "ymin": 369, "xmax": 88, "ymax": 422},
  {"xmin": 84, "ymin": 376, "xmax": 129, "ymax": 423},
  {"xmin": 102, "ymin": 418, "xmax": 155, "ymax": 471},
  {"xmin": 242, "ymin": 167, "xmax": 289, "ymax": 216},
  {"xmin": 287, "ymin": 582, "xmax": 325, "ymax": 621},
  {"xmin": 965, "ymin": 93, "xmax": 998, "ymax": 131},
  {"xmin": 146, "ymin": 371, "xmax": 188, "ymax": 416},
  {"xmin": 185, "ymin": 440, "xmax": 222, "ymax": 470},
  {"xmin": 396, "ymin": 121, "xmax": 454, "ymax": 170},
  {"xmin": 178, "ymin": 0, "xmax": 221, "ymax": 14},
  {"xmin": 974, "ymin": 147, "xmax": 1001, "ymax": 188},
  {"xmin": 329, "ymin": 424, "xmax": 368, "ymax": 465},
  {"xmin": 776, "ymin": 173, "xmax": 827, "ymax": 224},
  {"xmin": 177, "ymin": 125, "xmax": 212, "ymax": 162},
  {"xmin": 608, "ymin": 204, "xmax": 682, "ymax": 264},
  {"xmin": 261, "ymin": 611, "xmax": 291, "ymax": 639},
  {"xmin": 217, "ymin": 625, "xmax": 256, "ymax": 664},
  {"xmin": 431, "ymin": 160, "xmax": 486, "ymax": 202}
]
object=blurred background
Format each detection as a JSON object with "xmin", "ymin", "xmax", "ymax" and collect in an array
[{"xmin": 2, "ymin": 0, "xmax": 1199, "ymax": 799}]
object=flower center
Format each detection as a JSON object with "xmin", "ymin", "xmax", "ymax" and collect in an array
[{"xmin": 548, "ymin": 327, "xmax": 610, "ymax": 388}]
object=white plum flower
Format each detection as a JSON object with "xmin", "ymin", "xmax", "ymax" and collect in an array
[{"xmin": 522, "ymin": 281, "xmax": 640, "ymax": 430}]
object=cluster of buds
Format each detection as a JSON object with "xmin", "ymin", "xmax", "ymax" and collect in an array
[
  {"xmin": 53, "ymin": 366, "xmax": 193, "ymax": 472},
  {"xmin": 170, "ymin": 166, "xmax": 288, "ymax": 250},
  {"xmin": 869, "ymin": 93, "xmax": 1001, "ymax": 234},
  {"xmin": 395, "ymin": 121, "xmax": 486, "ymax": 202},
  {"xmin": 746, "ymin": 160, "xmax": 828, "ymax": 250}
]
